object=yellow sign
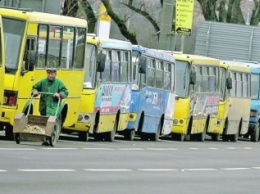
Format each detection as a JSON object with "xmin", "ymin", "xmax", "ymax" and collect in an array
[
  {"xmin": 100, "ymin": 4, "xmax": 111, "ymax": 22},
  {"xmin": 175, "ymin": 0, "xmax": 195, "ymax": 36}
]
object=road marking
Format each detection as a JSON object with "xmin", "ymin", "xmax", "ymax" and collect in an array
[
  {"xmin": 83, "ymin": 148, "xmax": 114, "ymax": 150},
  {"xmin": 0, "ymin": 170, "xmax": 7, "ymax": 172},
  {"xmin": 244, "ymin": 147, "xmax": 252, "ymax": 150},
  {"xmin": 189, "ymin": 148, "xmax": 199, "ymax": 150},
  {"xmin": 138, "ymin": 169, "xmax": 178, "ymax": 172},
  {"xmin": 146, "ymin": 148, "xmax": 178, "ymax": 151},
  {"xmin": 209, "ymin": 148, "xmax": 219, "ymax": 150},
  {"xmin": 221, "ymin": 168, "xmax": 250, "ymax": 171},
  {"xmin": 182, "ymin": 168, "xmax": 217, "ymax": 171},
  {"xmin": 0, "ymin": 148, "xmax": 35, "ymax": 151},
  {"xmin": 252, "ymin": 167, "xmax": 260, "ymax": 170},
  {"xmin": 227, "ymin": 147, "xmax": 236, "ymax": 150},
  {"xmin": 18, "ymin": 169, "xmax": 76, "ymax": 172},
  {"xmin": 84, "ymin": 169, "xmax": 132, "ymax": 172},
  {"xmin": 119, "ymin": 148, "xmax": 144, "ymax": 151},
  {"xmin": 41, "ymin": 148, "xmax": 78, "ymax": 150}
]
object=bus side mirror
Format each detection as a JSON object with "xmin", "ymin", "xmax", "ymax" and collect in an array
[
  {"xmin": 139, "ymin": 56, "xmax": 146, "ymax": 74},
  {"xmin": 96, "ymin": 52, "xmax": 106, "ymax": 72},
  {"xmin": 24, "ymin": 50, "xmax": 36, "ymax": 71},
  {"xmin": 190, "ymin": 70, "xmax": 196, "ymax": 85},
  {"xmin": 226, "ymin": 77, "xmax": 232, "ymax": 89}
]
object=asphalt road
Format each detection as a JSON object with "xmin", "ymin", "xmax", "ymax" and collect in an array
[{"xmin": 0, "ymin": 135, "xmax": 260, "ymax": 194}]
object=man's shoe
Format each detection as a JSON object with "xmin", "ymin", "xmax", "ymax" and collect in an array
[{"xmin": 42, "ymin": 140, "xmax": 50, "ymax": 146}]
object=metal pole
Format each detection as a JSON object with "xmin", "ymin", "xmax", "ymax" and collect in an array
[{"xmin": 158, "ymin": 0, "xmax": 175, "ymax": 51}]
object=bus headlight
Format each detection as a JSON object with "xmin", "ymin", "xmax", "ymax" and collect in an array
[
  {"xmin": 173, "ymin": 119, "xmax": 178, "ymax": 125},
  {"xmin": 84, "ymin": 115, "xmax": 90, "ymax": 121},
  {"xmin": 78, "ymin": 114, "xmax": 83, "ymax": 122}
]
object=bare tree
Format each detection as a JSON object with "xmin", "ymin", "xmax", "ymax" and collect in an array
[{"xmin": 101, "ymin": 0, "xmax": 138, "ymax": 44}]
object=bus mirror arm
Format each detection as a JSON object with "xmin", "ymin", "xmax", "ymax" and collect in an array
[
  {"xmin": 24, "ymin": 50, "xmax": 36, "ymax": 71},
  {"xmin": 190, "ymin": 70, "xmax": 196, "ymax": 85},
  {"xmin": 97, "ymin": 52, "xmax": 106, "ymax": 72},
  {"xmin": 226, "ymin": 77, "xmax": 232, "ymax": 89}
]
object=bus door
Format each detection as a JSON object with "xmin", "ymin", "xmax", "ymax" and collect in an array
[{"xmin": 0, "ymin": 16, "xmax": 5, "ymax": 115}]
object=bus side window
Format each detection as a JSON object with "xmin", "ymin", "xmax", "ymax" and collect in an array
[
  {"xmin": 164, "ymin": 62, "xmax": 171, "ymax": 90},
  {"xmin": 156, "ymin": 60, "xmax": 164, "ymax": 89},
  {"xmin": 102, "ymin": 50, "xmax": 111, "ymax": 82},
  {"xmin": 121, "ymin": 51, "xmax": 128, "ymax": 82},
  {"xmin": 62, "ymin": 27, "xmax": 75, "ymax": 69},
  {"xmin": 147, "ymin": 58, "xmax": 155, "ymax": 87},
  {"xmin": 112, "ymin": 50, "xmax": 120, "ymax": 82},
  {"xmin": 236, "ymin": 73, "xmax": 242, "ymax": 98},
  {"xmin": 74, "ymin": 27, "xmax": 86, "ymax": 69},
  {"xmin": 37, "ymin": 24, "xmax": 48, "ymax": 68}
]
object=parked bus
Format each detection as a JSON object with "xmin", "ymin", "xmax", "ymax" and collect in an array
[
  {"xmin": 124, "ymin": 45, "xmax": 175, "ymax": 141},
  {"xmin": 0, "ymin": 8, "xmax": 88, "ymax": 140},
  {"xmin": 87, "ymin": 38, "xmax": 132, "ymax": 141},
  {"xmin": 218, "ymin": 61, "xmax": 251, "ymax": 142},
  {"xmin": 171, "ymin": 54, "xmax": 220, "ymax": 141},
  {"xmin": 63, "ymin": 34, "xmax": 103, "ymax": 141},
  {"xmin": 0, "ymin": 17, "xmax": 5, "ymax": 121},
  {"xmin": 247, "ymin": 62, "xmax": 260, "ymax": 141}
]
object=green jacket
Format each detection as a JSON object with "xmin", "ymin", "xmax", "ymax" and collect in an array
[{"xmin": 32, "ymin": 78, "xmax": 68, "ymax": 116}]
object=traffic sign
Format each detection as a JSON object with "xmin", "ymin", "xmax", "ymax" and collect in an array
[{"xmin": 175, "ymin": 0, "xmax": 195, "ymax": 36}]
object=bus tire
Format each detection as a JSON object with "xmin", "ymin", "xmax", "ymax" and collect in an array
[
  {"xmin": 105, "ymin": 119, "xmax": 118, "ymax": 142},
  {"xmin": 79, "ymin": 131, "xmax": 89, "ymax": 142},
  {"xmin": 211, "ymin": 134, "xmax": 220, "ymax": 141},
  {"xmin": 124, "ymin": 129, "xmax": 135, "ymax": 141},
  {"xmin": 5, "ymin": 124, "xmax": 14, "ymax": 140},
  {"xmin": 151, "ymin": 120, "xmax": 161, "ymax": 141},
  {"xmin": 222, "ymin": 134, "xmax": 229, "ymax": 141},
  {"xmin": 250, "ymin": 123, "xmax": 259, "ymax": 142}
]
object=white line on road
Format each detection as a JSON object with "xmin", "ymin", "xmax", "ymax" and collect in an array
[
  {"xmin": 119, "ymin": 148, "xmax": 144, "ymax": 151},
  {"xmin": 244, "ymin": 147, "xmax": 252, "ymax": 150},
  {"xmin": 182, "ymin": 168, "xmax": 217, "ymax": 171},
  {"xmin": 138, "ymin": 169, "xmax": 178, "ymax": 172},
  {"xmin": 251, "ymin": 167, "xmax": 260, "ymax": 170},
  {"xmin": 0, "ymin": 148, "xmax": 36, "ymax": 151},
  {"xmin": 227, "ymin": 147, "xmax": 236, "ymax": 150},
  {"xmin": 84, "ymin": 169, "xmax": 132, "ymax": 172},
  {"xmin": 209, "ymin": 148, "xmax": 219, "ymax": 150},
  {"xmin": 41, "ymin": 148, "xmax": 78, "ymax": 150},
  {"xmin": 18, "ymin": 169, "xmax": 76, "ymax": 172},
  {"xmin": 0, "ymin": 170, "xmax": 7, "ymax": 172},
  {"xmin": 146, "ymin": 148, "xmax": 178, "ymax": 151},
  {"xmin": 189, "ymin": 148, "xmax": 199, "ymax": 150},
  {"xmin": 221, "ymin": 168, "xmax": 250, "ymax": 171},
  {"xmin": 83, "ymin": 148, "xmax": 114, "ymax": 150}
]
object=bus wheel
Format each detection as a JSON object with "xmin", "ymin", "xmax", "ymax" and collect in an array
[
  {"xmin": 140, "ymin": 133, "xmax": 149, "ymax": 141},
  {"xmin": 94, "ymin": 133, "xmax": 103, "ymax": 141},
  {"xmin": 124, "ymin": 129, "xmax": 135, "ymax": 141},
  {"xmin": 79, "ymin": 131, "xmax": 89, "ymax": 142},
  {"xmin": 151, "ymin": 122, "xmax": 161, "ymax": 141},
  {"xmin": 5, "ymin": 124, "xmax": 14, "ymax": 140},
  {"xmin": 211, "ymin": 134, "xmax": 220, "ymax": 141},
  {"xmin": 105, "ymin": 120, "xmax": 117, "ymax": 142},
  {"xmin": 230, "ymin": 133, "xmax": 238, "ymax": 142},
  {"xmin": 250, "ymin": 123, "xmax": 259, "ymax": 142},
  {"xmin": 222, "ymin": 134, "xmax": 229, "ymax": 141}
]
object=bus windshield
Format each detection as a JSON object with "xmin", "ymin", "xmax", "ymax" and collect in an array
[
  {"xmin": 251, "ymin": 74, "xmax": 260, "ymax": 100},
  {"xmin": 2, "ymin": 18, "xmax": 25, "ymax": 73},
  {"xmin": 175, "ymin": 60, "xmax": 190, "ymax": 98}
]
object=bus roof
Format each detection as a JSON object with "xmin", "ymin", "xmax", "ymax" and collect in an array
[
  {"xmin": 174, "ymin": 53, "xmax": 219, "ymax": 66},
  {"xmin": 0, "ymin": 8, "xmax": 87, "ymax": 27},
  {"xmin": 132, "ymin": 45, "xmax": 175, "ymax": 63},
  {"xmin": 99, "ymin": 38, "xmax": 132, "ymax": 51},
  {"xmin": 221, "ymin": 60, "xmax": 251, "ymax": 73}
]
